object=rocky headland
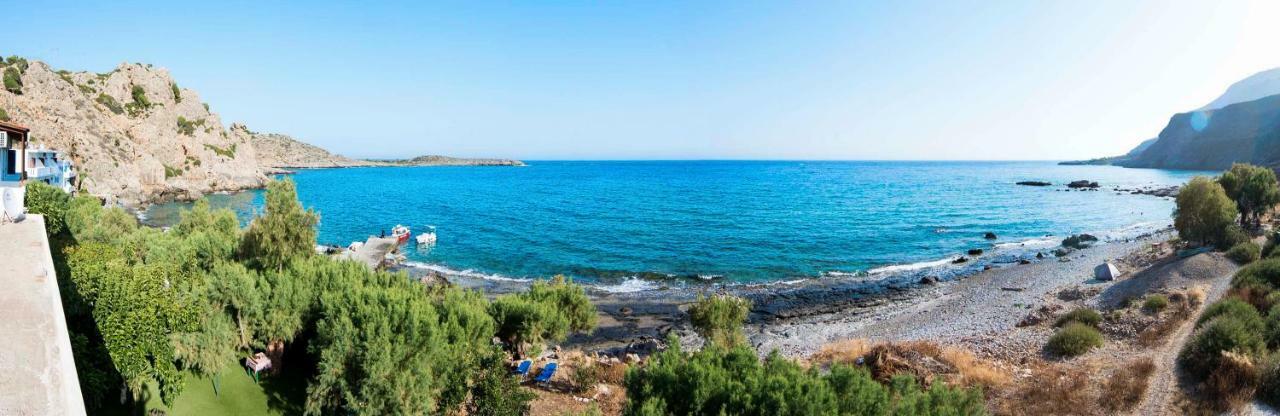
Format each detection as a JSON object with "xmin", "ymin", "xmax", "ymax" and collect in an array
[{"xmin": 0, "ymin": 57, "xmax": 524, "ymax": 205}]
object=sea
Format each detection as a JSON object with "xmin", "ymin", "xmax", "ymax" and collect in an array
[{"xmin": 143, "ymin": 161, "xmax": 1209, "ymax": 293}]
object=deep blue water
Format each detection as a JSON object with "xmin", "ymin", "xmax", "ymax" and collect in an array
[{"xmin": 144, "ymin": 161, "xmax": 1208, "ymax": 291}]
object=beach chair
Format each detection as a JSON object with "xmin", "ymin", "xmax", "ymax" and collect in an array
[
  {"xmin": 513, "ymin": 360, "xmax": 532, "ymax": 377},
  {"xmin": 533, "ymin": 362, "xmax": 558, "ymax": 383}
]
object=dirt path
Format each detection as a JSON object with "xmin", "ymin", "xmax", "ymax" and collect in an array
[{"xmin": 1132, "ymin": 260, "xmax": 1236, "ymax": 415}]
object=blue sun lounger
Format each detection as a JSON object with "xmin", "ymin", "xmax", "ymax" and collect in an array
[
  {"xmin": 533, "ymin": 362, "xmax": 557, "ymax": 383},
  {"xmin": 513, "ymin": 360, "xmax": 532, "ymax": 377}
]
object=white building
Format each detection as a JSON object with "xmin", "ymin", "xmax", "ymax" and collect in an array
[
  {"xmin": 1, "ymin": 121, "xmax": 30, "ymax": 221},
  {"xmin": 25, "ymin": 146, "xmax": 77, "ymax": 193}
]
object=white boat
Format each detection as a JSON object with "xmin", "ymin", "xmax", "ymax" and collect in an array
[{"xmin": 416, "ymin": 226, "xmax": 437, "ymax": 245}]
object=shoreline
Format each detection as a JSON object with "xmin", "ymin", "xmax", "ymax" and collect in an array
[{"xmin": 402, "ymin": 227, "xmax": 1176, "ymax": 356}]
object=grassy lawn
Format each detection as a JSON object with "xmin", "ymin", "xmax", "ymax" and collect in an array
[{"xmin": 101, "ymin": 363, "xmax": 307, "ymax": 416}]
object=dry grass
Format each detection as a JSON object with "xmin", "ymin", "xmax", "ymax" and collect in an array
[
  {"xmin": 809, "ymin": 339, "xmax": 1008, "ymax": 389},
  {"xmin": 991, "ymin": 364, "xmax": 1095, "ymax": 416},
  {"xmin": 1137, "ymin": 289, "xmax": 1198, "ymax": 347},
  {"xmin": 1099, "ymin": 357, "xmax": 1155, "ymax": 412},
  {"xmin": 1202, "ymin": 351, "xmax": 1260, "ymax": 413}
]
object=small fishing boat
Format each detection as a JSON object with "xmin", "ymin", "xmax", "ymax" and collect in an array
[
  {"xmin": 416, "ymin": 225, "xmax": 437, "ymax": 245},
  {"xmin": 391, "ymin": 224, "xmax": 411, "ymax": 245}
]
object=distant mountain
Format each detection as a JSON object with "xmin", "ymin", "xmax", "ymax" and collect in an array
[
  {"xmin": 1199, "ymin": 67, "xmax": 1280, "ymax": 111},
  {"xmin": 251, "ymin": 133, "xmax": 524, "ymax": 169},
  {"xmin": 1062, "ymin": 67, "xmax": 1280, "ymax": 167},
  {"xmin": 1117, "ymin": 94, "xmax": 1280, "ymax": 170}
]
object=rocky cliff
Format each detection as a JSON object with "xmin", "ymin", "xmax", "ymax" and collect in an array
[
  {"xmin": 0, "ymin": 58, "xmax": 266, "ymax": 205},
  {"xmin": 1118, "ymin": 94, "xmax": 1280, "ymax": 170}
]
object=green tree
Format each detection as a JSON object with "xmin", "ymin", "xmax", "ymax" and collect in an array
[
  {"xmin": 24, "ymin": 181, "xmax": 71, "ymax": 235},
  {"xmin": 1219, "ymin": 163, "xmax": 1280, "ymax": 228},
  {"xmin": 3, "ymin": 66, "xmax": 22, "ymax": 94},
  {"xmin": 688, "ymin": 293, "xmax": 752, "ymax": 347},
  {"xmin": 64, "ymin": 195, "xmax": 138, "ymax": 244},
  {"xmin": 1174, "ymin": 176, "xmax": 1239, "ymax": 247},
  {"xmin": 68, "ymin": 249, "xmax": 198, "ymax": 406},
  {"xmin": 240, "ymin": 179, "xmax": 319, "ymax": 272},
  {"xmin": 205, "ymin": 261, "xmax": 264, "ymax": 349},
  {"xmin": 171, "ymin": 309, "xmax": 238, "ymax": 396}
]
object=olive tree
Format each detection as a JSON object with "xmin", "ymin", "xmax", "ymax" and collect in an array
[
  {"xmin": 1219, "ymin": 163, "xmax": 1280, "ymax": 228},
  {"xmin": 1175, "ymin": 176, "xmax": 1239, "ymax": 247}
]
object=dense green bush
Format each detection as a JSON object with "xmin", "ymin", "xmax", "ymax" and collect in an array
[
  {"xmin": 1054, "ymin": 308, "xmax": 1102, "ymax": 328},
  {"xmin": 24, "ymin": 181, "xmax": 71, "ymax": 235},
  {"xmin": 239, "ymin": 179, "xmax": 318, "ymax": 272},
  {"xmin": 489, "ymin": 275, "xmax": 595, "ymax": 355},
  {"xmin": 689, "ymin": 293, "xmax": 752, "ymax": 346},
  {"xmin": 1173, "ymin": 177, "xmax": 1239, "ymax": 247},
  {"xmin": 1143, "ymin": 294, "xmax": 1170, "ymax": 313},
  {"xmin": 1266, "ymin": 232, "xmax": 1280, "ymax": 258},
  {"xmin": 1219, "ymin": 225, "xmax": 1252, "ymax": 250},
  {"xmin": 1228, "ymin": 241, "xmax": 1262, "ymax": 264},
  {"xmin": 624, "ymin": 338, "xmax": 986, "ymax": 416},
  {"xmin": 1196, "ymin": 299, "xmax": 1265, "ymax": 331},
  {"xmin": 0, "ymin": 106, "xmax": 9, "ymax": 121},
  {"xmin": 1267, "ymin": 305, "xmax": 1280, "ymax": 348},
  {"xmin": 1234, "ymin": 259, "xmax": 1280, "ymax": 291},
  {"xmin": 1180, "ymin": 316, "xmax": 1267, "ymax": 379},
  {"xmin": 3, "ymin": 66, "xmax": 21, "ymax": 94},
  {"xmin": 1046, "ymin": 322, "xmax": 1103, "ymax": 357},
  {"xmin": 176, "ymin": 116, "xmax": 199, "ymax": 136}
]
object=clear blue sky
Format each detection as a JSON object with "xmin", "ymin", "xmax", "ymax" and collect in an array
[{"xmin": 5, "ymin": 0, "xmax": 1280, "ymax": 160}]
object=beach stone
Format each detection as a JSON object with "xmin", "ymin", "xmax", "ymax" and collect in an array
[
  {"xmin": 984, "ymin": 232, "xmax": 998, "ymax": 240},
  {"xmin": 1067, "ymin": 180, "xmax": 1100, "ymax": 189},
  {"xmin": 625, "ymin": 353, "xmax": 641, "ymax": 364},
  {"xmin": 1018, "ymin": 259, "xmax": 1032, "ymax": 265},
  {"xmin": 952, "ymin": 256, "xmax": 968, "ymax": 264},
  {"xmin": 919, "ymin": 276, "xmax": 939, "ymax": 285},
  {"xmin": 967, "ymin": 248, "xmax": 984, "ymax": 255}
]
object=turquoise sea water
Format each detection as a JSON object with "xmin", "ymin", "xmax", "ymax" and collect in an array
[{"xmin": 144, "ymin": 161, "xmax": 1207, "ymax": 291}]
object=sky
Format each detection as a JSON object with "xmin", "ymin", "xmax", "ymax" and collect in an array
[{"xmin": 4, "ymin": 0, "xmax": 1280, "ymax": 160}]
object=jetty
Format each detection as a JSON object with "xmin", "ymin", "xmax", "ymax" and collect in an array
[
  {"xmin": 0, "ymin": 215, "xmax": 87, "ymax": 415},
  {"xmin": 337, "ymin": 236, "xmax": 401, "ymax": 270}
]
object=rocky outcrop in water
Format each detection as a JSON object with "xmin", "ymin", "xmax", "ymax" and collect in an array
[{"xmin": 0, "ymin": 58, "xmax": 266, "ymax": 205}]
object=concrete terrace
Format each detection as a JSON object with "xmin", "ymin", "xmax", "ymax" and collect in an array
[{"xmin": 0, "ymin": 215, "xmax": 86, "ymax": 415}]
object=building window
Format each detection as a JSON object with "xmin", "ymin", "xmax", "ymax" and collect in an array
[{"xmin": 5, "ymin": 149, "xmax": 15, "ymax": 175}]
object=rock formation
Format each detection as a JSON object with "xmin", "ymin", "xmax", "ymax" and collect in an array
[{"xmin": 0, "ymin": 59, "xmax": 266, "ymax": 205}]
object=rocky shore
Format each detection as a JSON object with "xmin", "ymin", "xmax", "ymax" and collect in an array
[{"xmin": 403, "ymin": 228, "xmax": 1179, "ymax": 359}]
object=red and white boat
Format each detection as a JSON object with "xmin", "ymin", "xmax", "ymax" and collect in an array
[{"xmin": 391, "ymin": 224, "xmax": 411, "ymax": 245}]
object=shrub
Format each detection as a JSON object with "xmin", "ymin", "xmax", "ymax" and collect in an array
[
  {"xmin": 176, "ymin": 117, "xmax": 203, "ymax": 136},
  {"xmin": 3, "ymin": 67, "xmax": 22, "ymax": 94},
  {"xmin": 1266, "ymin": 305, "xmax": 1280, "ymax": 348},
  {"xmin": 623, "ymin": 337, "xmax": 986, "ymax": 416},
  {"xmin": 0, "ymin": 106, "xmax": 8, "ymax": 121},
  {"xmin": 1099, "ymin": 357, "xmax": 1155, "ymax": 412},
  {"xmin": 170, "ymin": 82, "xmax": 181, "ymax": 103},
  {"xmin": 1046, "ymin": 322, "xmax": 1104, "ymax": 357},
  {"xmin": 96, "ymin": 94, "xmax": 124, "ymax": 115},
  {"xmin": 1259, "ymin": 354, "xmax": 1280, "ymax": 409},
  {"xmin": 572, "ymin": 362, "xmax": 601, "ymax": 393},
  {"xmin": 1143, "ymin": 294, "xmax": 1170, "ymax": 313},
  {"xmin": 467, "ymin": 349, "xmax": 535, "ymax": 416},
  {"xmin": 130, "ymin": 85, "xmax": 150, "ymax": 108},
  {"xmin": 1054, "ymin": 308, "xmax": 1102, "ymax": 328},
  {"xmin": 1180, "ymin": 316, "xmax": 1266, "ymax": 379},
  {"xmin": 1173, "ymin": 176, "xmax": 1238, "ymax": 247},
  {"xmin": 25, "ymin": 181, "xmax": 71, "ymax": 235},
  {"xmin": 489, "ymin": 275, "xmax": 595, "ymax": 355},
  {"xmin": 1196, "ymin": 298, "xmax": 1264, "ymax": 331},
  {"xmin": 203, "ymin": 143, "xmax": 236, "ymax": 158},
  {"xmin": 163, "ymin": 164, "xmax": 182, "ymax": 179},
  {"xmin": 1227, "ymin": 241, "xmax": 1262, "ymax": 264},
  {"xmin": 1234, "ymin": 258, "xmax": 1280, "ymax": 291},
  {"xmin": 688, "ymin": 293, "xmax": 752, "ymax": 347},
  {"xmin": 1266, "ymin": 232, "xmax": 1280, "ymax": 258},
  {"xmin": 1203, "ymin": 351, "xmax": 1260, "ymax": 412},
  {"xmin": 5, "ymin": 56, "xmax": 27, "ymax": 71}
]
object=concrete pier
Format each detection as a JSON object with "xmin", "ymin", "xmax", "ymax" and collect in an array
[{"xmin": 0, "ymin": 215, "xmax": 87, "ymax": 415}]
